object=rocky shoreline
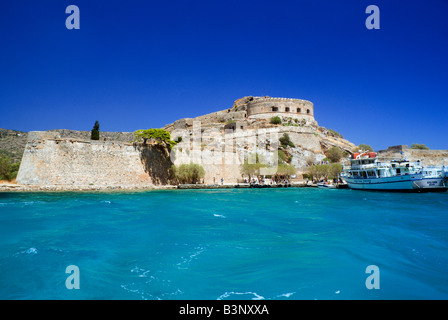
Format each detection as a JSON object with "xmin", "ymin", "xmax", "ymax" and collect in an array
[
  {"xmin": 0, "ymin": 182, "xmax": 325, "ymax": 192},
  {"xmin": 0, "ymin": 183, "xmax": 176, "ymax": 192}
]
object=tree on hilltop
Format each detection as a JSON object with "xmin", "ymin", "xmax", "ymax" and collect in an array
[{"xmin": 91, "ymin": 121, "xmax": 100, "ymax": 140}]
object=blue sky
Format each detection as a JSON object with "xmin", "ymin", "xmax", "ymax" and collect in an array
[{"xmin": 0, "ymin": 0, "xmax": 447, "ymax": 150}]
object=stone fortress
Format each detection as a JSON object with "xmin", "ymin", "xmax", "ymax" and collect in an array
[
  {"xmin": 163, "ymin": 96, "xmax": 356, "ymax": 184},
  {"xmin": 239, "ymin": 96, "xmax": 315, "ymax": 121},
  {"xmin": 13, "ymin": 96, "xmax": 357, "ymax": 189},
  {"xmin": 8, "ymin": 95, "xmax": 447, "ymax": 191},
  {"xmin": 15, "ymin": 95, "xmax": 428, "ymax": 190},
  {"xmin": 165, "ymin": 96, "xmax": 318, "ymax": 132}
]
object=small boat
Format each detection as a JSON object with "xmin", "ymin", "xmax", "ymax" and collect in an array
[{"xmin": 317, "ymin": 182, "xmax": 337, "ymax": 189}]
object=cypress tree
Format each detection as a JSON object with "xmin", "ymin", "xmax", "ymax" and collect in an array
[{"xmin": 91, "ymin": 121, "xmax": 100, "ymax": 140}]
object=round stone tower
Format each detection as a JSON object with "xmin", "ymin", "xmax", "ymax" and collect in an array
[{"xmin": 245, "ymin": 96, "xmax": 314, "ymax": 121}]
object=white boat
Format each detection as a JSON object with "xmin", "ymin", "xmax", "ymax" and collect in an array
[
  {"xmin": 413, "ymin": 166, "xmax": 448, "ymax": 191},
  {"xmin": 317, "ymin": 182, "xmax": 337, "ymax": 189},
  {"xmin": 341, "ymin": 152, "xmax": 448, "ymax": 192}
]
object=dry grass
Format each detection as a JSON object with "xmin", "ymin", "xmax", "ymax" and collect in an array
[{"xmin": 0, "ymin": 179, "xmax": 17, "ymax": 184}]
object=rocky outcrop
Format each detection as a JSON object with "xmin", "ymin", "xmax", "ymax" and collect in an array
[{"xmin": 0, "ymin": 128, "xmax": 27, "ymax": 163}]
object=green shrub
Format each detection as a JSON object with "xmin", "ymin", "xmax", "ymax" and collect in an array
[
  {"xmin": 410, "ymin": 143, "xmax": 429, "ymax": 150},
  {"xmin": 302, "ymin": 173, "xmax": 313, "ymax": 180},
  {"xmin": 0, "ymin": 156, "xmax": 20, "ymax": 181},
  {"xmin": 270, "ymin": 116, "xmax": 282, "ymax": 125},
  {"xmin": 279, "ymin": 133, "xmax": 295, "ymax": 148},
  {"xmin": 326, "ymin": 147, "xmax": 343, "ymax": 163},
  {"xmin": 277, "ymin": 150, "xmax": 287, "ymax": 164},
  {"xmin": 170, "ymin": 163, "xmax": 205, "ymax": 184},
  {"xmin": 282, "ymin": 123, "xmax": 299, "ymax": 127}
]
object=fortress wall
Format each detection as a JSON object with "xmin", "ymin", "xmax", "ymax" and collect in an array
[
  {"xmin": 164, "ymin": 110, "xmax": 247, "ymax": 131},
  {"xmin": 170, "ymin": 126, "xmax": 325, "ymax": 183},
  {"xmin": 192, "ymin": 110, "xmax": 247, "ymax": 125},
  {"xmin": 16, "ymin": 131, "xmax": 171, "ymax": 186},
  {"xmin": 405, "ymin": 150, "xmax": 448, "ymax": 166},
  {"xmin": 248, "ymin": 112, "xmax": 316, "ymax": 123},
  {"xmin": 15, "ymin": 126, "xmax": 339, "ymax": 187},
  {"xmin": 172, "ymin": 126, "xmax": 323, "ymax": 156},
  {"xmin": 377, "ymin": 146, "xmax": 448, "ymax": 166},
  {"xmin": 173, "ymin": 150, "xmax": 243, "ymax": 184},
  {"xmin": 247, "ymin": 98, "xmax": 314, "ymax": 119}
]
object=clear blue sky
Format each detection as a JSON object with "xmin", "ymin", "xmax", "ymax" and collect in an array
[{"xmin": 1, "ymin": 0, "xmax": 447, "ymax": 150}]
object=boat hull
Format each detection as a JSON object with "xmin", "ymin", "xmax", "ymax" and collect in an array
[
  {"xmin": 412, "ymin": 177, "xmax": 448, "ymax": 191},
  {"xmin": 344, "ymin": 174, "xmax": 447, "ymax": 192},
  {"xmin": 317, "ymin": 184, "xmax": 336, "ymax": 189}
]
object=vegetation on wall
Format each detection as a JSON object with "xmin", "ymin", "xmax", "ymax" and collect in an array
[
  {"xmin": 133, "ymin": 129, "xmax": 178, "ymax": 149},
  {"xmin": 270, "ymin": 116, "xmax": 282, "ymax": 125},
  {"xmin": 410, "ymin": 143, "xmax": 429, "ymax": 150},
  {"xmin": 279, "ymin": 133, "xmax": 295, "ymax": 148},
  {"xmin": 276, "ymin": 148, "xmax": 295, "ymax": 178},
  {"xmin": 277, "ymin": 150, "xmax": 288, "ymax": 164}
]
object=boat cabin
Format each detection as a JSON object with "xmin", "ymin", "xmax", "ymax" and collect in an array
[{"xmin": 345, "ymin": 155, "xmax": 421, "ymax": 179}]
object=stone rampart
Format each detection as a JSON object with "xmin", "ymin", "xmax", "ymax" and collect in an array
[
  {"xmin": 16, "ymin": 131, "xmax": 171, "ymax": 187},
  {"xmin": 377, "ymin": 145, "xmax": 448, "ymax": 166}
]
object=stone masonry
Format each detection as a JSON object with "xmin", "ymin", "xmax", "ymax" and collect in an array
[{"xmin": 16, "ymin": 131, "xmax": 171, "ymax": 187}]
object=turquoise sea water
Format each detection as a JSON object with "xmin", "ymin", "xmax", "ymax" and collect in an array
[{"xmin": 0, "ymin": 188, "xmax": 447, "ymax": 300}]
